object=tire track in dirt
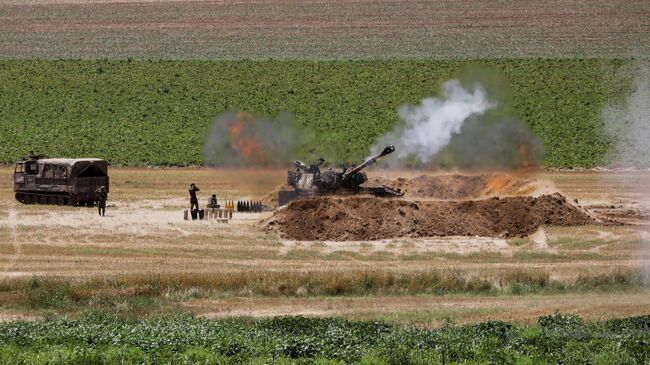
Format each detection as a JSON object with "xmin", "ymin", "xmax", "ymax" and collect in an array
[{"xmin": 4, "ymin": 209, "xmax": 22, "ymax": 273}]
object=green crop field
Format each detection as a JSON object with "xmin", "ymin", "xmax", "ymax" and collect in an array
[
  {"xmin": 0, "ymin": 313, "xmax": 647, "ymax": 364},
  {"xmin": 0, "ymin": 59, "xmax": 631, "ymax": 168}
]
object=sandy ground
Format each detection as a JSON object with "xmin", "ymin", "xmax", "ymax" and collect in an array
[
  {"xmin": 0, "ymin": 167, "xmax": 648, "ymax": 322},
  {"xmin": 188, "ymin": 290, "xmax": 650, "ymax": 326}
]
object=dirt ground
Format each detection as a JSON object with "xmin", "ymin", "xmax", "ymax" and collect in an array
[
  {"xmin": 0, "ymin": 167, "xmax": 648, "ymax": 324},
  {"xmin": 188, "ymin": 290, "xmax": 650, "ymax": 326},
  {"xmin": 266, "ymin": 194, "xmax": 594, "ymax": 241},
  {"xmin": 0, "ymin": 0, "xmax": 647, "ymax": 58}
]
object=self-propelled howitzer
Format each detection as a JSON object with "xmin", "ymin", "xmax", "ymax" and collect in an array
[{"xmin": 279, "ymin": 145, "xmax": 404, "ymax": 206}]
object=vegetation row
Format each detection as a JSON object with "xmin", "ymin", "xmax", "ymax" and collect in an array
[
  {"xmin": 0, "ymin": 313, "xmax": 648, "ymax": 364},
  {"xmin": 3, "ymin": 269, "xmax": 645, "ymax": 313},
  {"xmin": 0, "ymin": 59, "xmax": 630, "ymax": 167}
]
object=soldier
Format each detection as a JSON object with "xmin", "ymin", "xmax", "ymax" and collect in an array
[
  {"xmin": 207, "ymin": 194, "xmax": 219, "ymax": 210},
  {"xmin": 189, "ymin": 183, "xmax": 200, "ymax": 211},
  {"xmin": 95, "ymin": 185, "xmax": 108, "ymax": 216}
]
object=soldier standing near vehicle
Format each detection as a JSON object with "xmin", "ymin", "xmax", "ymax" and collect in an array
[
  {"xmin": 189, "ymin": 183, "xmax": 200, "ymax": 211},
  {"xmin": 95, "ymin": 186, "xmax": 108, "ymax": 216}
]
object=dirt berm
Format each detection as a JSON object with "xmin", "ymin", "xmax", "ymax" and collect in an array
[
  {"xmin": 265, "ymin": 193, "xmax": 594, "ymax": 241},
  {"xmin": 368, "ymin": 173, "xmax": 543, "ymax": 200},
  {"xmin": 261, "ymin": 173, "xmax": 548, "ymax": 208}
]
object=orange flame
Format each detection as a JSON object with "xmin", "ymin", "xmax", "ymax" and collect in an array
[
  {"xmin": 228, "ymin": 112, "xmax": 267, "ymax": 164},
  {"xmin": 485, "ymin": 137, "xmax": 541, "ymax": 196},
  {"xmin": 484, "ymin": 173, "xmax": 538, "ymax": 197},
  {"xmin": 485, "ymin": 174, "xmax": 513, "ymax": 195},
  {"xmin": 518, "ymin": 142, "xmax": 533, "ymax": 171}
]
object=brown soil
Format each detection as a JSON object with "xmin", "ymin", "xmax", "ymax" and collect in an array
[
  {"xmin": 265, "ymin": 193, "xmax": 594, "ymax": 241},
  {"xmin": 586, "ymin": 204, "xmax": 649, "ymax": 225},
  {"xmin": 188, "ymin": 291, "xmax": 650, "ymax": 326},
  {"xmin": 369, "ymin": 173, "xmax": 542, "ymax": 200},
  {"xmin": 261, "ymin": 184, "xmax": 290, "ymax": 208},
  {"xmin": 262, "ymin": 173, "xmax": 546, "ymax": 208}
]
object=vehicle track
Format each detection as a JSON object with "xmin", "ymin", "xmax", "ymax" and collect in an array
[{"xmin": 4, "ymin": 209, "xmax": 22, "ymax": 272}]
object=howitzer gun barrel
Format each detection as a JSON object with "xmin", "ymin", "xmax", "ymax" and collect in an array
[
  {"xmin": 294, "ymin": 160, "xmax": 308, "ymax": 170},
  {"xmin": 342, "ymin": 145, "xmax": 395, "ymax": 181}
]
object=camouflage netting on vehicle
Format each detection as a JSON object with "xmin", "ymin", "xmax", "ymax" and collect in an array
[{"xmin": 265, "ymin": 193, "xmax": 594, "ymax": 241}]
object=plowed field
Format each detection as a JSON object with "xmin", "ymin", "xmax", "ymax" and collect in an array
[{"xmin": 1, "ymin": 0, "xmax": 647, "ymax": 58}]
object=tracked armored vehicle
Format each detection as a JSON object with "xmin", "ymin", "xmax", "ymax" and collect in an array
[
  {"xmin": 279, "ymin": 145, "xmax": 404, "ymax": 206},
  {"xmin": 13, "ymin": 153, "xmax": 109, "ymax": 206}
]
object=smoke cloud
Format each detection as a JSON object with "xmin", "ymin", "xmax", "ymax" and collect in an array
[
  {"xmin": 440, "ymin": 117, "xmax": 544, "ymax": 170},
  {"xmin": 602, "ymin": 60, "xmax": 650, "ymax": 277},
  {"xmin": 202, "ymin": 112, "xmax": 308, "ymax": 167},
  {"xmin": 373, "ymin": 80, "xmax": 494, "ymax": 162},
  {"xmin": 603, "ymin": 61, "xmax": 650, "ymax": 168},
  {"xmin": 372, "ymin": 79, "xmax": 544, "ymax": 170}
]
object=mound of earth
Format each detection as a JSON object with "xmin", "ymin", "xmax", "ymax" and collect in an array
[
  {"xmin": 261, "ymin": 184, "xmax": 291, "ymax": 208},
  {"xmin": 265, "ymin": 193, "xmax": 594, "ymax": 241},
  {"xmin": 262, "ymin": 173, "xmax": 546, "ymax": 209},
  {"xmin": 368, "ymin": 173, "xmax": 543, "ymax": 200}
]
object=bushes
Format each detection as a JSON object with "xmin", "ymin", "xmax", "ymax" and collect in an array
[
  {"xmin": 0, "ymin": 59, "xmax": 629, "ymax": 167},
  {"xmin": 538, "ymin": 312, "xmax": 584, "ymax": 330},
  {"xmin": 0, "ymin": 314, "xmax": 647, "ymax": 364}
]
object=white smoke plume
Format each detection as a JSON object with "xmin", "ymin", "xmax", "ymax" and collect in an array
[
  {"xmin": 602, "ymin": 60, "xmax": 650, "ymax": 279},
  {"xmin": 372, "ymin": 80, "xmax": 494, "ymax": 163},
  {"xmin": 603, "ymin": 61, "xmax": 650, "ymax": 168}
]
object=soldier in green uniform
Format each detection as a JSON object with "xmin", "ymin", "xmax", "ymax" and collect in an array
[
  {"xmin": 95, "ymin": 185, "xmax": 108, "ymax": 216},
  {"xmin": 207, "ymin": 194, "xmax": 219, "ymax": 209},
  {"xmin": 189, "ymin": 183, "xmax": 200, "ymax": 211}
]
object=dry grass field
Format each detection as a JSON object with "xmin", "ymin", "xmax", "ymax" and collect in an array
[
  {"xmin": 0, "ymin": 167, "xmax": 648, "ymax": 326},
  {"xmin": 0, "ymin": 0, "xmax": 647, "ymax": 59}
]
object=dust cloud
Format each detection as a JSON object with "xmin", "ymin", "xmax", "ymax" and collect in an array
[{"xmin": 602, "ymin": 60, "xmax": 650, "ymax": 277}]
